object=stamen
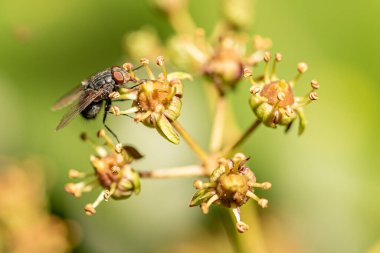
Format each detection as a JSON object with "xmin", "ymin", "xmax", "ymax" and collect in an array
[
  {"xmin": 110, "ymin": 106, "xmax": 121, "ymax": 116},
  {"xmin": 156, "ymin": 56, "xmax": 167, "ymax": 79},
  {"xmin": 309, "ymin": 91, "xmax": 318, "ymax": 100},
  {"xmin": 201, "ymin": 194, "xmax": 219, "ymax": 214},
  {"xmin": 232, "ymin": 208, "xmax": 249, "ymax": 233},
  {"xmin": 65, "ymin": 179, "xmax": 98, "ymax": 198},
  {"xmin": 252, "ymin": 182, "xmax": 272, "ymax": 190},
  {"xmin": 80, "ymin": 133, "xmax": 107, "ymax": 157},
  {"xmin": 69, "ymin": 169, "xmax": 92, "ymax": 179},
  {"xmin": 123, "ymin": 63, "xmax": 140, "ymax": 81},
  {"xmin": 311, "ymin": 80, "xmax": 320, "ymax": 89},
  {"xmin": 84, "ymin": 190, "xmax": 106, "ymax": 216},
  {"xmin": 140, "ymin": 58, "xmax": 155, "ymax": 80},
  {"xmin": 97, "ymin": 129, "xmax": 114, "ymax": 150},
  {"xmin": 104, "ymin": 183, "xmax": 117, "ymax": 201},
  {"xmin": 290, "ymin": 62, "xmax": 308, "ymax": 87},
  {"xmin": 249, "ymin": 86, "xmax": 261, "ymax": 95},
  {"xmin": 115, "ymin": 143, "xmax": 123, "ymax": 153},
  {"xmin": 90, "ymin": 155, "xmax": 107, "ymax": 172},
  {"xmin": 111, "ymin": 166, "xmax": 121, "ymax": 174},
  {"xmin": 117, "ymin": 89, "xmax": 138, "ymax": 100},
  {"xmin": 264, "ymin": 51, "xmax": 271, "ymax": 83},
  {"xmin": 246, "ymin": 190, "xmax": 269, "ymax": 208},
  {"xmin": 193, "ymin": 179, "xmax": 203, "ymax": 189},
  {"xmin": 270, "ymin": 53, "xmax": 282, "ymax": 81},
  {"xmin": 166, "ymin": 86, "xmax": 177, "ymax": 102},
  {"xmin": 119, "ymin": 106, "xmax": 139, "ymax": 115},
  {"xmin": 135, "ymin": 111, "xmax": 152, "ymax": 123},
  {"xmin": 108, "ymin": 91, "xmax": 120, "ymax": 99}
]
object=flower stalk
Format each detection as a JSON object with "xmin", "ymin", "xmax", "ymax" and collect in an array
[{"xmin": 171, "ymin": 120, "xmax": 209, "ymax": 163}]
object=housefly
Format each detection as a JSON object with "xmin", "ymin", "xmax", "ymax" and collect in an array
[{"xmin": 52, "ymin": 65, "xmax": 135, "ymax": 142}]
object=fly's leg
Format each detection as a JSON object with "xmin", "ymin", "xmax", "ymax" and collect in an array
[{"xmin": 103, "ymin": 99, "xmax": 121, "ymax": 143}]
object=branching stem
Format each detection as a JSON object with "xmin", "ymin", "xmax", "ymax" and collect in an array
[
  {"xmin": 221, "ymin": 119, "xmax": 262, "ymax": 156},
  {"xmin": 139, "ymin": 165, "xmax": 206, "ymax": 179},
  {"xmin": 171, "ymin": 121, "xmax": 209, "ymax": 163},
  {"xmin": 209, "ymin": 95, "xmax": 226, "ymax": 153}
]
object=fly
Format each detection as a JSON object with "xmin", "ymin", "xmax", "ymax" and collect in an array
[{"xmin": 52, "ymin": 65, "xmax": 137, "ymax": 143}]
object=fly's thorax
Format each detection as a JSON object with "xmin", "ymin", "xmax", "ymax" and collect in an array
[{"xmin": 88, "ymin": 68, "xmax": 114, "ymax": 90}]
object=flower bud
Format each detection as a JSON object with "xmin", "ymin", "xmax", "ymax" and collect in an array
[
  {"xmin": 189, "ymin": 153, "xmax": 271, "ymax": 232},
  {"xmin": 247, "ymin": 53, "xmax": 319, "ymax": 134},
  {"xmin": 65, "ymin": 132, "xmax": 143, "ymax": 215}
]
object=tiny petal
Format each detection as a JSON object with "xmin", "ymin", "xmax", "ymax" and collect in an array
[
  {"xmin": 122, "ymin": 145, "xmax": 144, "ymax": 160},
  {"xmin": 156, "ymin": 115, "xmax": 180, "ymax": 144},
  {"xmin": 167, "ymin": 72, "xmax": 193, "ymax": 81}
]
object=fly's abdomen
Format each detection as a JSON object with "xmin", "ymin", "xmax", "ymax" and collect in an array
[{"xmin": 81, "ymin": 101, "xmax": 103, "ymax": 119}]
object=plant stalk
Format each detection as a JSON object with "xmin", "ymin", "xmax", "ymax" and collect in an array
[
  {"xmin": 221, "ymin": 119, "xmax": 262, "ymax": 156},
  {"xmin": 209, "ymin": 95, "xmax": 226, "ymax": 153},
  {"xmin": 171, "ymin": 121, "xmax": 209, "ymax": 163},
  {"xmin": 139, "ymin": 165, "xmax": 206, "ymax": 179}
]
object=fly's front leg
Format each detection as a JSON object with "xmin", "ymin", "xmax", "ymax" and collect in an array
[{"xmin": 103, "ymin": 99, "xmax": 121, "ymax": 143}]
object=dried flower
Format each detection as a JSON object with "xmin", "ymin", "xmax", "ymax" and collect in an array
[
  {"xmin": 189, "ymin": 153, "xmax": 271, "ymax": 232},
  {"xmin": 168, "ymin": 31, "xmax": 271, "ymax": 94},
  {"xmin": 247, "ymin": 52, "xmax": 320, "ymax": 134},
  {"xmin": 65, "ymin": 130, "xmax": 143, "ymax": 215},
  {"xmin": 110, "ymin": 56, "xmax": 192, "ymax": 144}
]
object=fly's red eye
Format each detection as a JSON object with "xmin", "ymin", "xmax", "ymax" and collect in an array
[{"xmin": 112, "ymin": 71, "xmax": 124, "ymax": 84}]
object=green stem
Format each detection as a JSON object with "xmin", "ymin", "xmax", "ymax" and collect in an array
[
  {"xmin": 171, "ymin": 121, "xmax": 209, "ymax": 163},
  {"xmin": 239, "ymin": 202, "xmax": 268, "ymax": 253},
  {"xmin": 218, "ymin": 209, "xmax": 245, "ymax": 253},
  {"xmin": 209, "ymin": 95, "xmax": 226, "ymax": 153},
  {"xmin": 221, "ymin": 119, "xmax": 262, "ymax": 156}
]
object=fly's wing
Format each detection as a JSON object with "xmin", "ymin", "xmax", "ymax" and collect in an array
[
  {"xmin": 52, "ymin": 85, "xmax": 84, "ymax": 111},
  {"xmin": 55, "ymin": 90, "xmax": 103, "ymax": 131}
]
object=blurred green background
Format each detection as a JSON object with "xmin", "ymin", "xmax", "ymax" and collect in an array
[{"xmin": 0, "ymin": 0, "xmax": 379, "ymax": 252}]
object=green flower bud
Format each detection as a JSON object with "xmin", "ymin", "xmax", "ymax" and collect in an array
[
  {"xmin": 65, "ymin": 131, "xmax": 143, "ymax": 215},
  {"xmin": 203, "ymin": 37, "xmax": 244, "ymax": 90},
  {"xmin": 189, "ymin": 153, "xmax": 271, "ymax": 233},
  {"xmin": 246, "ymin": 53, "xmax": 320, "ymax": 134},
  {"xmin": 110, "ymin": 57, "xmax": 191, "ymax": 144}
]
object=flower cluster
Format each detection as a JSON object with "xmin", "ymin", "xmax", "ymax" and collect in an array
[
  {"xmin": 189, "ymin": 153, "xmax": 271, "ymax": 233},
  {"xmin": 59, "ymin": 0, "xmax": 321, "ymax": 242},
  {"xmin": 110, "ymin": 56, "xmax": 191, "ymax": 144},
  {"xmin": 65, "ymin": 130, "xmax": 142, "ymax": 215},
  {"xmin": 246, "ymin": 52, "xmax": 320, "ymax": 134}
]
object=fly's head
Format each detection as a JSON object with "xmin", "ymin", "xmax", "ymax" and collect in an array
[{"xmin": 111, "ymin": 66, "xmax": 131, "ymax": 87}]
